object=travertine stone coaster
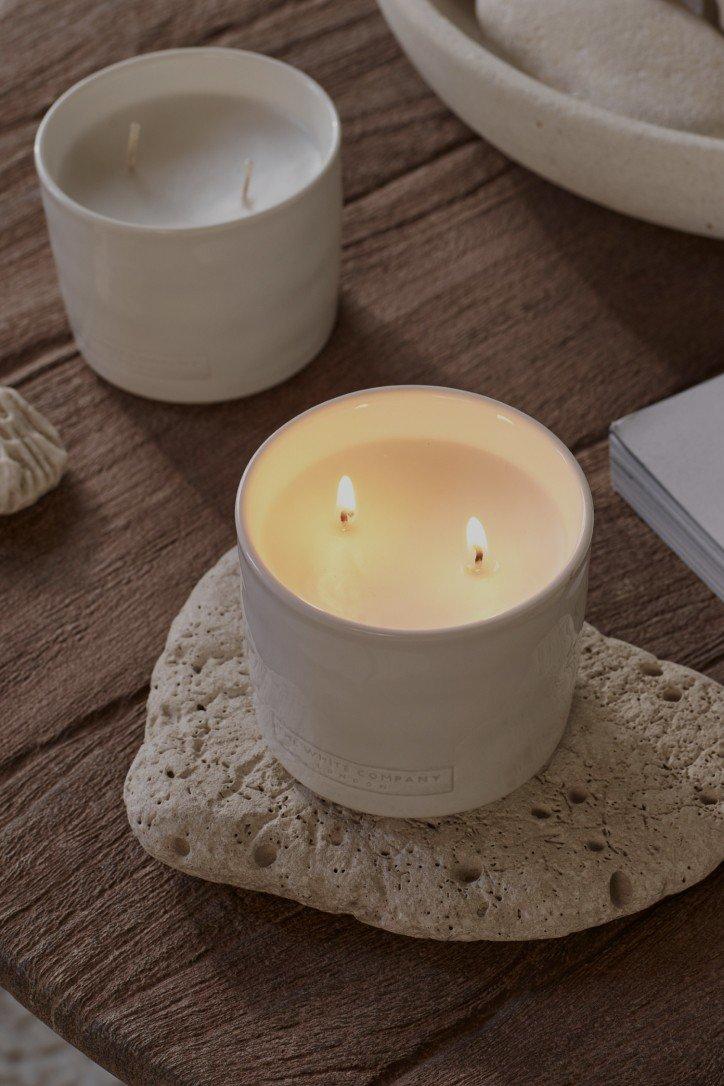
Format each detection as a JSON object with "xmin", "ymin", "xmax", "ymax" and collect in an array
[{"xmin": 124, "ymin": 550, "xmax": 722, "ymax": 941}]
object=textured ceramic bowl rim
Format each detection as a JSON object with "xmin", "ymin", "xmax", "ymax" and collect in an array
[
  {"xmin": 395, "ymin": 0, "xmax": 724, "ymax": 153},
  {"xmin": 34, "ymin": 47, "xmax": 341, "ymax": 236},
  {"xmin": 235, "ymin": 386, "xmax": 594, "ymax": 642}
]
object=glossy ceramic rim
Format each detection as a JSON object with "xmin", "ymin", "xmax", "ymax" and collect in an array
[
  {"xmin": 34, "ymin": 47, "xmax": 341, "ymax": 235},
  {"xmin": 235, "ymin": 386, "xmax": 594, "ymax": 640}
]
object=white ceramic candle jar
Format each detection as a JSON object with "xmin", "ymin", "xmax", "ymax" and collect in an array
[
  {"xmin": 236, "ymin": 387, "xmax": 594, "ymax": 817},
  {"xmin": 35, "ymin": 49, "xmax": 341, "ymax": 403}
]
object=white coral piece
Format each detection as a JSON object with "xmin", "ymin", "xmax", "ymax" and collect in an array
[{"xmin": 0, "ymin": 386, "xmax": 67, "ymax": 515}]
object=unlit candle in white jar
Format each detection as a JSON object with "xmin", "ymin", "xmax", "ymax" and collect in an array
[{"xmin": 57, "ymin": 94, "xmax": 322, "ymax": 227}]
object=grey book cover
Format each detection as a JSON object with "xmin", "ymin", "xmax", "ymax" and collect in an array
[{"xmin": 610, "ymin": 374, "xmax": 724, "ymax": 600}]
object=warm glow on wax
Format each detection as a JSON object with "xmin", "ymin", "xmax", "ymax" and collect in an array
[{"xmin": 336, "ymin": 474, "xmax": 356, "ymax": 528}]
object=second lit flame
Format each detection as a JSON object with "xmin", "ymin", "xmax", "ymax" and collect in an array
[
  {"xmin": 466, "ymin": 515, "xmax": 488, "ymax": 571},
  {"xmin": 337, "ymin": 474, "xmax": 356, "ymax": 529}
]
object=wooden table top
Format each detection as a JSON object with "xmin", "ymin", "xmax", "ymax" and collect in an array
[{"xmin": 1, "ymin": 2, "xmax": 722, "ymax": 1083}]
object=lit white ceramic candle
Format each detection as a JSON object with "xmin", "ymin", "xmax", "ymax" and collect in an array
[
  {"xmin": 236, "ymin": 387, "xmax": 594, "ymax": 817},
  {"xmin": 35, "ymin": 49, "xmax": 341, "ymax": 403}
]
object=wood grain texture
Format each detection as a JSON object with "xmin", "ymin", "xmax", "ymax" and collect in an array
[{"xmin": 0, "ymin": 1, "xmax": 722, "ymax": 1083}]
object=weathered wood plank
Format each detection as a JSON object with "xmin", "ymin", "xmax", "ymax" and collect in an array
[
  {"xmin": 1, "ymin": 2, "xmax": 722, "ymax": 1083},
  {"xmin": 1, "ymin": 1, "xmax": 284, "ymax": 130},
  {"xmin": 0, "ymin": 360, "xmax": 232, "ymax": 772},
  {"xmin": 375, "ymin": 874, "xmax": 723, "ymax": 1085},
  {"xmin": 1, "ymin": 697, "xmax": 720, "ymax": 1086}
]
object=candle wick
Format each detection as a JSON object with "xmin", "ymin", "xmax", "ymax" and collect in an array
[
  {"xmin": 242, "ymin": 158, "xmax": 254, "ymax": 207},
  {"xmin": 126, "ymin": 121, "xmax": 141, "ymax": 172},
  {"xmin": 467, "ymin": 547, "xmax": 486, "ymax": 575}
]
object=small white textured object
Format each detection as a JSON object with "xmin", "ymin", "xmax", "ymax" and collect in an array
[
  {"xmin": 125, "ymin": 550, "xmax": 722, "ymax": 941},
  {"xmin": 0, "ymin": 387, "xmax": 67, "ymax": 515}
]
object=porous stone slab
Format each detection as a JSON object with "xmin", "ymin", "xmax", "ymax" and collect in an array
[{"xmin": 124, "ymin": 550, "xmax": 722, "ymax": 941}]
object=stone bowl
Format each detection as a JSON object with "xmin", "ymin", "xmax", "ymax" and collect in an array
[{"xmin": 377, "ymin": 0, "xmax": 724, "ymax": 237}]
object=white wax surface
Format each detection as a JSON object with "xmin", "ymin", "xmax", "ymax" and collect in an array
[
  {"xmin": 258, "ymin": 439, "xmax": 568, "ymax": 629},
  {"xmin": 57, "ymin": 94, "xmax": 323, "ymax": 227}
]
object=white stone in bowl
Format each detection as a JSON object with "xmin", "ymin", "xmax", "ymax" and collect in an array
[
  {"xmin": 124, "ymin": 550, "xmax": 723, "ymax": 942},
  {"xmin": 0, "ymin": 387, "xmax": 67, "ymax": 515},
  {"xmin": 474, "ymin": 0, "xmax": 724, "ymax": 135},
  {"xmin": 377, "ymin": 0, "xmax": 724, "ymax": 237}
]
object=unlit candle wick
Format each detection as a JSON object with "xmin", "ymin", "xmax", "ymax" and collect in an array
[
  {"xmin": 242, "ymin": 158, "xmax": 254, "ymax": 207},
  {"xmin": 126, "ymin": 121, "xmax": 141, "ymax": 172}
]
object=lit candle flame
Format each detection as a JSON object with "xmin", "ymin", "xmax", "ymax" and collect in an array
[
  {"xmin": 466, "ymin": 515, "xmax": 488, "ymax": 570},
  {"xmin": 337, "ymin": 474, "xmax": 356, "ymax": 529}
]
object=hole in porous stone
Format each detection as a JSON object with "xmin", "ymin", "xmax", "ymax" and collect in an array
[
  {"xmin": 609, "ymin": 869, "xmax": 633, "ymax": 908},
  {"xmin": 568, "ymin": 784, "xmax": 589, "ymax": 804},
  {"xmin": 531, "ymin": 805, "xmax": 552, "ymax": 819},
  {"xmin": 662, "ymin": 686, "xmax": 682, "ymax": 703},
  {"xmin": 328, "ymin": 825, "xmax": 344, "ymax": 845},
  {"xmin": 585, "ymin": 836, "xmax": 606, "ymax": 852},
  {"xmin": 699, "ymin": 789, "xmax": 718, "ymax": 805},
  {"xmin": 453, "ymin": 861, "xmax": 482, "ymax": 884},
  {"xmin": 639, "ymin": 660, "xmax": 662, "ymax": 677},
  {"xmin": 253, "ymin": 842, "xmax": 277, "ymax": 867},
  {"xmin": 170, "ymin": 837, "xmax": 190, "ymax": 857},
  {"xmin": 165, "ymin": 769, "xmax": 174, "ymax": 778}
]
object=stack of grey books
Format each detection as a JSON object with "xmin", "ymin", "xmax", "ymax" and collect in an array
[{"xmin": 610, "ymin": 374, "xmax": 724, "ymax": 601}]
